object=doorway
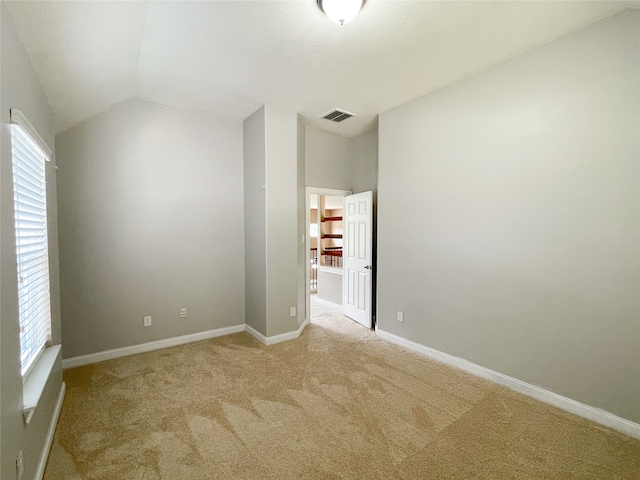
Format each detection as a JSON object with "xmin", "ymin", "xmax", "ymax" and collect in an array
[{"xmin": 305, "ymin": 187, "xmax": 350, "ymax": 324}]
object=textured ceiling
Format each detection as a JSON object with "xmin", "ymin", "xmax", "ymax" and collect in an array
[{"xmin": 6, "ymin": 1, "xmax": 637, "ymax": 136}]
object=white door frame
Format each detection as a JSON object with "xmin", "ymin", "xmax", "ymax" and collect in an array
[{"xmin": 305, "ymin": 187, "xmax": 351, "ymax": 323}]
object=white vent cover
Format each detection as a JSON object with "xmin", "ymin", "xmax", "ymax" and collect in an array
[{"xmin": 320, "ymin": 108, "xmax": 356, "ymax": 123}]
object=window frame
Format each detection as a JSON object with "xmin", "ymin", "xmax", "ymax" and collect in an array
[{"xmin": 10, "ymin": 109, "xmax": 54, "ymax": 382}]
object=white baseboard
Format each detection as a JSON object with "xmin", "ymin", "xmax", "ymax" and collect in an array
[
  {"xmin": 314, "ymin": 297, "xmax": 343, "ymax": 310},
  {"xmin": 62, "ymin": 324, "xmax": 245, "ymax": 369},
  {"xmin": 244, "ymin": 324, "xmax": 267, "ymax": 344},
  {"xmin": 34, "ymin": 382, "xmax": 65, "ymax": 480},
  {"xmin": 245, "ymin": 319, "xmax": 310, "ymax": 346},
  {"xmin": 376, "ymin": 328, "xmax": 640, "ymax": 440},
  {"xmin": 62, "ymin": 320, "xmax": 312, "ymax": 369}
]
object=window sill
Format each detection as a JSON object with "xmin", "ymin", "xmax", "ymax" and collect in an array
[{"xmin": 23, "ymin": 345, "xmax": 61, "ymax": 425}]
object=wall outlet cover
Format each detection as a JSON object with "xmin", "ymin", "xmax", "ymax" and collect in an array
[
  {"xmin": 180, "ymin": 308, "xmax": 187, "ymax": 318},
  {"xmin": 290, "ymin": 307, "xmax": 296, "ymax": 317},
  {"xmin": 397, "ymin": 311, "xmax": 404, "ymax": 322},
  {"xmin": 143, "ymin": 315, "xmax": 152, "ymax": 327}
]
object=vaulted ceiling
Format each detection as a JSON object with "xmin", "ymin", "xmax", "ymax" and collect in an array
[{"xmin": 5, "ymin": 1, "xmax": 637, "ymax": 137}]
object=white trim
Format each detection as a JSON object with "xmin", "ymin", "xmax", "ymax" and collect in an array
[
  {"xmin": 62, "ymin": 325, "xmax": 245, "ymax": 369},
  {"xmin": 9, "ymin": 109, "xmax": 53, "ymax": 158},
  {"xmin": 306, "ymin": 187, "xmax": 352, "ymax": 197},
  {"xmin": 376, "ymin": 328, "xmax": 640, "ymax": 440},
  {"xmin": 245, "ymin": 324, "xmax": 268, "ymax": 344},
  {"xmin": 313, "ymin": 296, "xmax": 343, "ymax": 311},
  {"xmin": 317, "ymin": 265, "xmax": 343, "ymax": 275},
  {"xmin": 23, "ymin": 345, "xmax": 61, "ymax": 424},
  {"xmin": 22, "ymin": 345, "xmax": 47, "ymax": 386},
  {"xmin": 61, "ymin": 321, "xmax": 312, "ymax": 369},
  {"xmin": 245, "ymin": 319, "xmax": 310, "ymax": 346},
  {"xmin": 34, "ymin": 382, "xmax": 65, "ymax": 480}
]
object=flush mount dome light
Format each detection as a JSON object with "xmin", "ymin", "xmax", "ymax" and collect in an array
[{"xmin": 317, "ymin": 0, "xmax": 364, "ymax": 25}]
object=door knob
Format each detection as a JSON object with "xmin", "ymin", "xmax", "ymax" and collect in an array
[{"xmin": 364, "ymin": 265, "xmax": 372, "ymax": 270}]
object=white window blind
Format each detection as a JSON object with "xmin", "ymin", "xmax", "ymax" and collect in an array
[{"xmin": 10, "ymin": 117, "xmax": 52, "ymax": 378}]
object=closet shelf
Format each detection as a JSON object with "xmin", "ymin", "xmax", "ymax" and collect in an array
[{"xmin": 322, "ymin": 216, "xmax": 343, "ymax": 222}]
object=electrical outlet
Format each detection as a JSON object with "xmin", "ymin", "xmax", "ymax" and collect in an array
[
  {"xmin": 290, "ymin": 307, "xmax": 296, "ymax": 317},
  {"xmin": 396, "ymin": 311, "xmax": 404, "ymax": 323},
  {"xmin": 180, "ymin": 307, "xmax": 187, "ymax": 318},
  {"xmin": 16, "ymin": 450, "xmax": 24, "ymax": 480},
  {"xmin": 143, "ymin": 315, "xmax": 152, "ymax": 327}
]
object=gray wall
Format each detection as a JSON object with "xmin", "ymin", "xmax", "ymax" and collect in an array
[
  {"xmin": 264, "ymin": 105, "xmax": 299, "ymax": 337},
  {"xmin": 317, "ymin": 270, "xmax": 343, "ymax": 306},
  {"xmin": 243, "ymin": 105, "xmax": 300, "ymax": 338},
  {"xmin": 378, "ymin": 10, "xmax": 639, "ymax": 423},
  {"xmin": 1, "ymin": 4, "xmax": 63, "ymax": 479},
  {"xmin": 305, "ymin": 124, "xmax": 378, "ymax": 195},
  {"xmin": 56, "ymin": 98, "xmax": 246, "ymax": 358},
  {"xmin": 350, "ymin": 128, "xmax": 378, "ymax": 196},
  {"xmin": 305, "ymin": 126, "xmax": 351, "ymax": 190},
  {"xmin": 244, "ymin": 107, "xmax": 267, "ymax": 335}
]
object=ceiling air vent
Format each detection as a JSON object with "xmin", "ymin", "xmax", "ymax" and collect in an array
[{"xmin": 320, "ymin": 108, "xmax": 356, "ymax": 123}]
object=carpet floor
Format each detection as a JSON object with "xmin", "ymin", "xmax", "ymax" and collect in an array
[{"xmin": 44, "ymin": 297, "xmax": 640, "ymax": 479}]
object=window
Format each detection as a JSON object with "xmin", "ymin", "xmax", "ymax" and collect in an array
[{"xmin": 10, "ymin": 110, "xmax": 53, "ymax": 378}]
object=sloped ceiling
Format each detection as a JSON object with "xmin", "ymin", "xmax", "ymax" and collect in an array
[{"xmin": 5, "ymin": 1, "xmax": 637, "ymax": 136}]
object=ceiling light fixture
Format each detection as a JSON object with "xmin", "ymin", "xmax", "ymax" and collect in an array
[{"xmin": 317, "ymin": 0, "xmax": 364, "ymax": 26}]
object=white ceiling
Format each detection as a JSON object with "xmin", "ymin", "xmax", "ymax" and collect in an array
[{"xmin": 6, "ymin": 1, "xmax": 637, "ymax": 137}]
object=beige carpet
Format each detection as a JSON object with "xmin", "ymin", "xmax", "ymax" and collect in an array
[{"xmin": 45, "ymin": 298, "xmax": 640, "ymax": 479}]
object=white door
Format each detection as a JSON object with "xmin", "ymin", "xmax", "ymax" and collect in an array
[{"xmin": 343, "ymin": 191, "xmax": 373, "ymax": 328}]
